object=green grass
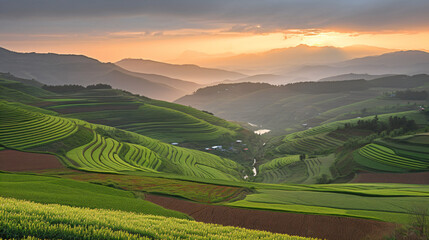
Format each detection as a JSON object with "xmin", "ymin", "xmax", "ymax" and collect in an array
[
  {"xmin": 0, "ymin": 101, "xmax": 78, "ymax": 149},
  {"xmin": 0, "ymin": 173, "xmax": 188, "ymax": 219},
  {"xmin": 0, "ymin": 197, "xmax": 315, "ymax": 240},
  {"xmin": 227, "ymin": 184, "xmax": 429, "ymax": 224},
  {"xmin": 65, "ymin": 133, "xmax": 161, "ymax": 173},
  {"xmin": 259, "ymin": 155, "xmax": 301, "ymax": 172},
  {"xmin": 277, "ymin": 133, "xmax": 344, "ymax": 154},
  {"xmin": 65, "ymin": 173, "xmax": 249, "ymax": 203},
  {"xmin": 0, "ymin": 101, "xmax": 244, "ymax": 181},
  {"xmin": 42, "ymin": 90, "xmax": 241, "ymax": 145},
  {"xmin": 354, "ymin": 134, "xmax": 429, "ymax": 172},
  {"xmin": 46, "ymin": 101, "xmax": 141, "ymax": 109},
  {"xmin": 283, "ymin": 110, "xmax": 425, "ymax": 142}
]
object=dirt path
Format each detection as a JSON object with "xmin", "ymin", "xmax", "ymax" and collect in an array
[
  {"xmin": 146, "ymin": 194, "xmax": 397, "ymax": 240},
  {"xmin": 0, "ymin": 150, "xmax": 64, "ymax": 171},
  {"xmin": 352, "ymin": 171, "xmax": 429, "ymax": 184}
]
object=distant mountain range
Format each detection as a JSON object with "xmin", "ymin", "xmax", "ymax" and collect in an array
[
  {"xmin": 0, "ymin": 47, "xmax": 200, "ymax": 101},
  {"xmin": 116, "ymin": 59, "xmax": 246, "ymax": 84},
  {"xmin": 284, "ymin": 50, "xmax": 429, "ymax": 81},
  {"xmin": 318, "ymin": 73, "xmax": 396, "ymax": 82},
  {"xmin": 190, "ymin": 44, "xmax": 394, "ymax": 74},
  {"xmin": 3, "ymin": 46, "xmax": 429, "ymax": 101}
]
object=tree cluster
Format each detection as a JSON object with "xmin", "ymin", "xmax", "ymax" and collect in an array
[
  {"xmin": 42, "ymin": 83, "xmax": 112, "ymax": 93},
  {"xmin": 86, "ymin": 83, "xmax": 112, "ymax": 90},
  {"xmin": 394, "ymin": 90, "xmax": 428, "ymax": 100},
  {"xmin": 343, "ymin": 115, "xmax": 417, "ymax": 134},
  {"xmin": 283, "ymin": 79, "xmax": 368, "ymax": 94}
]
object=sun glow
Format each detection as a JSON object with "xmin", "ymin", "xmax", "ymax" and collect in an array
[{"xmin": 2, "ymin": 29, "xmax": 429, "ymax": 63}]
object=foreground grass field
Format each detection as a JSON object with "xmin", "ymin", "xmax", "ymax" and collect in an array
[
  {"xmin": 0, "ymin": 172, "xmax": 188, "ymax": 219},
  {"xmin": 0, "ymin": 197, "xmax": 317, "ymax": 240},
  {"xmin": 227, "ymin": 183, "xmax": 429, "ymax": 224}
]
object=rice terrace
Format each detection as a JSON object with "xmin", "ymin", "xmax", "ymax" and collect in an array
[{"xmin": 1, "ymin": 1, "xmax": 429, "ymax": 240}]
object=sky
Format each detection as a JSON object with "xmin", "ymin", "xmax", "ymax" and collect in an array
[{"xmin": 1, "ymin": 0, "xmax": 429, "ymax": 63}]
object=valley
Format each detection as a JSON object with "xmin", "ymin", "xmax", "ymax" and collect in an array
[
  {"xmin": 1, "ymin": 68, "xmax": 428, "ymax": 239},
  {"xmin": 1, "ymin": 3, "xmax": 429, "ymax": 238}
]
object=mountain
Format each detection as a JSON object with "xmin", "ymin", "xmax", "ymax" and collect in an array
[
  {"xmin": 221, "ymin": 74, "xmax": 292, "ymax": 85},
  {"xmin": 115, "ymin": 58, "xmax": 246, "ymax": 84},
  {"xmin": 0, "ymin": 47, "xmax": 199, "ymax": 101},
  {"xmin": 193, "ymin": 44, "xmax": 394, "ymax": 74},
  {"xmin": 176, "ymin": 75, "xmax": 429, "ymax": 133},
  {"xmin": 319, "ymin": 73, "xmax": 396, "ymax": 82},
  {"xmin": 285, "ymin": 50, "xmax": 429, "ymax": 81}
]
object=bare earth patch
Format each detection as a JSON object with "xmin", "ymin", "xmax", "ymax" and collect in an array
[
  {"xmin": 352, "ymin": 171, "xmax": 429, "ymax": 184},
  {"xmin": 0, "ymin": 150, "xmax": 64, "ymax": 171},
  {"xmin": 145, "ymin": 194, "xmax": 397, "ymax": 240}
]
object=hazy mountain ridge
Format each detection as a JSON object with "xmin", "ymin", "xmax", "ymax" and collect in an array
[
  {"xmin": 190, "ymin": 44, "xmax": 394, "ymax": 74},
  {"xmin": 0, "ymin": 47, "xmax": 198, "ymax": 101},
  {"xmin": 285, "ymin": 50, "xmax": 429, "ymax": 81},
  {"xmin": 116, "ymin": 58, "xmax": 246, "ymax": 84},
  {"xmin": 319, "ymin": 73, "xmax": 396, "ymax": 82}
]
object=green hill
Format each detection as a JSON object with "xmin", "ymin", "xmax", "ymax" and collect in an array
[
  {"xmin": 176, "ymin": 75, "xmax": 429, "ymax": 134},
  {"xmin": 0, "ymin": 74, "xmax": 257, "ymax": 170},
  {"xmin": 0, "ymin": 101, "xmax": 244, "ymax": 181},
  {"xmin": 257, "ymin": 110, "xmax": 429, "ymax": 184}
]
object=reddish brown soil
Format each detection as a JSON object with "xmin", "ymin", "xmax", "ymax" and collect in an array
[
  {"xmin": 352, "ymin": 171, "xmax": 429, "ymax": 184},
  {"xmin": 54, "ymin": 105, "xmax": 138, "ymax": 114},
  {"xmin": 146, "ymin": 194, "xmax": 397, "ymax": 240},
  {"xmin": 0, "ymin": 150, "xmax": 64, "ymax": 171}
]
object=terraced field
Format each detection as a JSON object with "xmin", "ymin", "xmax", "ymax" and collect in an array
[
  {"xmin": 304, "ymin": 158, "xmax": 322, "ymax": 179},
  {"xmin": 355, "ymin": 134, "xmax": 429, "ymax": 171},
  {"xmin": 0, "ymin": 101, "xmax": 242, "ymax": 181},
  {"xmin": 45, "ymin": 90, "xmax": 238, "ymax": 144},
  {"xmin": 277, "ymin": 133, "xmax": 343, "ymax": 154},
  {"xmin": 116, "ymin": 104, "xmax": 229, "ymax": 142},
  {"xmin": 0, "ymin": 102, "xmax": 78, "ymax": 149},
  {"xmin": 132, "ymin": 132, "xmax": 242, "ymax": 180},
  {"xmin": 283, "ymin": 110, "xmax": 425, "ymax": 143},
  {"xmin": 66, "ymin": 133, "xmax": 161, "ymax": 173},
  {"xmin": 259, "ymin": 155, "xmax": 301, "ymax": 173},
  {"xmin": 257, "ymin": 155, "xmax": 305, "ymax": 183}
]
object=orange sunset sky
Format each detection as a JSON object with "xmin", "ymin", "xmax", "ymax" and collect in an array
[{"xmin": 1, "ymin": 0, "xmax": 429, "ymax": 63}]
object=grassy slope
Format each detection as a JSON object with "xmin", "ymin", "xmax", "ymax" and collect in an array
[
  {"xmin": 176, "ymin": 79, "xmax": 429, "ymax": 134},
  {"xmin": 355, "ymin": 134, "xmax": 429, "ymax": 172},
  {"xmin": 43, "ymin": 89, "xmax": 240, "ymax": 145},
  {"xmin": 0, "ymin": 172, "xmax": 188, "ymax": 219},
  {"xmin": 0, "ymin": 100, "xmax": 243, "ymax": 181},
  {"xmin": 257, "ymin": 110, "xmax": 429, "ymax": 184},
  {"xmin": 227, "ymin": 183, "xmax": 429, "ymax": 224}
]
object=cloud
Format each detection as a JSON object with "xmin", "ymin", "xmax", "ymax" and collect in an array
[{"xmin": 0, "ymin": 0, "xmax": 428, "ymax": 33}]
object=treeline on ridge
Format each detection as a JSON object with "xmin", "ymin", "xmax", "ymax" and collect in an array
[
  {"xmin": 342, "ymin": 115, "xmax": 418, "ymax": 134},
  {"xmin": 42, "ymin": 83, "xmax": 112, "ymax": 93},
  {"xmin": 393, "ymin": 89, "xmax": 428, "ymax": 100},
  {"xmin": 190, "ymin": 74, "xmax": 429, "ymax": 97}
]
